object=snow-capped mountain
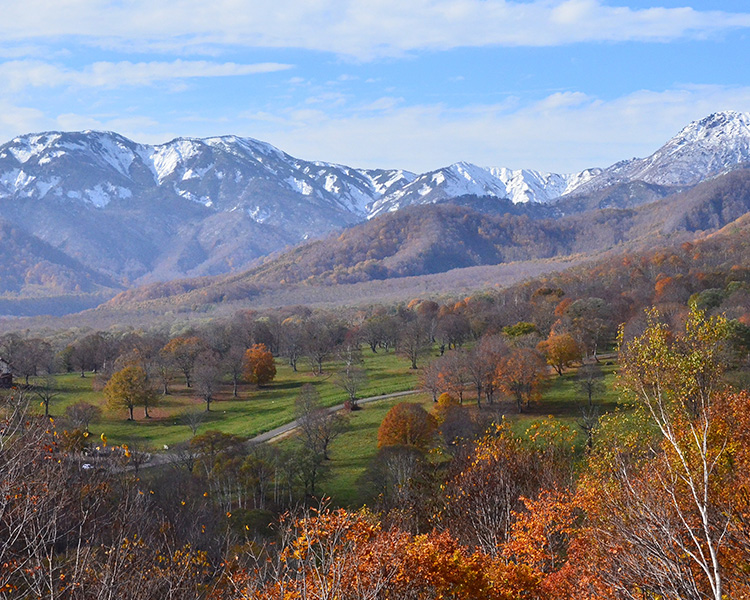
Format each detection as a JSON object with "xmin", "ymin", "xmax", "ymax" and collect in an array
[
  {"xmin": 0, "ymin": 131, "xmax": 412, "ymax": 237},
  {"xmin": 0, "ymin": 130, "xmax": 590, "ymax": 226},
  {"xmin": 569, "ymin": 111, "xmax": 750, "ymax": 195},
  {"xmin": 369, "ymin": 162, "xmax": 600, "ymax": 217},
  {"xmin": 2, "ymin": 110, "xmax": 750, "ymax": 305}
]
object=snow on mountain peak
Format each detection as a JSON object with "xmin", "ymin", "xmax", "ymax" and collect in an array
[
  {"xmin": 570, "ymin": 111, "xmax": 750, "ymax": 195},
  {"xmin": 1, "ymin": 111, "xmax": 749, "ymax": 226}
]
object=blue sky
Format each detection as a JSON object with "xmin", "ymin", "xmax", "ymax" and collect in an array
[{"xmin": 0, "ymin": 1, "xmax": 749, "ymax": 173}]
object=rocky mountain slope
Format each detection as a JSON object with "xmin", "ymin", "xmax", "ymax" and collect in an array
[
  {"xmin": 570, "ymin": 111, "xmax": 750, "ymax": 195},
  {"xmin": 104, "ymin": 167, "xmax": 750, "ymax": 312},
  {"xmin": 2, "ymin": 110, "xmax": 750, "ymax": 315}
]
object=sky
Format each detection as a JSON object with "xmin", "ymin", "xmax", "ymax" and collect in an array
[{"xmin": 0, "ymin": 0, "xmax": 750, "ymax": 173}]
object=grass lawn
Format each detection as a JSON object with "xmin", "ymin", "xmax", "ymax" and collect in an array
[
  {"xmin": 32, "ymin": 352, "xmax": 625, "ymax": 509},
  {"xmin": 278, "ymin": 360, "xmax": 624, "ymax": 507},
  {"xmin": 41, "ymin": 348, "xmax": 421, "ymax": 449},
  {"xmin": 304, "ymin": 393, "xmax": 436, "ymax": 508}
]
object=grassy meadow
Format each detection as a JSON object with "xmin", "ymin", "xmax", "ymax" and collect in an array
[
  {"xmin": 33, "ymin": 349, "xmax": 623, "ymax": 507},
  {"xmin": 43, "ymin": 348, "xmax": 421, "ymax": 449}
]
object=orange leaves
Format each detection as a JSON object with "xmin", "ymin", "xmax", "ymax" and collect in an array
[
  {"xmin": 536, "ymin": 333, "xmax": 580, "ymax": 376},
  {"xmin": 243, "ymin": 343, "xmax": 276, "ymax": 386},
  {"xmin": 505, "ymin": 489, "xmax": 577, "ymax": 573},
  {"xmin": 377, "ymin": 402, "xmax": 437, "ymax": 450},
  {"xmin": 494, "ymin": 348, "xmax": 546, "ymax": 412},
  {"xmin": 229, "ymin": 506, "xmax": 542, "ymax": 600}
]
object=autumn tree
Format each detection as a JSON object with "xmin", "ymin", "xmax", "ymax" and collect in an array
[
  {"xmin": 473, "ymin": 334, "xmax": 509, "ymax": 406},
  {"xmin": 433, "ymin": 392, "xmax": 475, "ymax": 449},
  {"xmin": 537, "ymin": 332, "xmax": 580, "ymax": 375},
  {"xmin": 243, "ymin": 343, "xmax": 276, "ymax": 386},
  {"xmin": 495, "ymin": 348, "xmax": 546, "ymax": 413},
  {"xmin": 161, "ymin": 336, "xmax": 204, "ymax": 388},
  {"xmin": 435, "ymin": 350, "xmax": 471, "ymax": 405},
  {"xmin": 377, "ymin": 402, "xmax": 437, "ymax": 451},
  {"xmin": 104, "ymin": 365, "xmax": 158, "ymax": 420},
  {"xmin": 419, "ymin": 359, "xmax": 443, "ymax": 402},
  {"xmin": 441, "ymin": 421, "xmax": 536, "ymax": 555},
  {"xmin": 587, "ymin": 306, "xmax": 740, "ymax": 600}
]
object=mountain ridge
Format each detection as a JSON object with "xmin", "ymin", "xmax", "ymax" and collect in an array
[{"xmin": 3, "ymin": 110, "xmax": 750, "ymax": 315}]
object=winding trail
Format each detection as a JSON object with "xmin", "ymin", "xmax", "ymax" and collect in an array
[
  {"xmin": 137, "ymin": 389, "xmax": 421, "ymax": 471},
  {"xmin": 249, "ymin": 389, "xmax": 420, "ymax": 444}
]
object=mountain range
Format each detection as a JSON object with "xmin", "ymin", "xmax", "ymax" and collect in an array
[{"xmin": 2, "ymin": 110, "xmax": 750, "ymax": 316}]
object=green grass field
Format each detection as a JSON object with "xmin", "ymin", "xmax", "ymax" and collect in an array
[
  {"xmin": 281, "ymin": 360, "xmax": 622, "ymax": 507},
  {"xmin": 31, "ymin": 351, "xmax": 623, "ymax": 508},
  {"xmin": 42, "ymin": 349, "xmax": 421, "ymax": 449}
]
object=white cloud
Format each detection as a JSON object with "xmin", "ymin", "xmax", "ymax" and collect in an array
[
  {"xmin": 0, "ymin": 102, "xmax": 48, "ymax": 134},
  {"xmin": 1, "ymin": 82, "xmax": 749, "ymax": 178},
  {"xmin": 238, "ymin": 84, "xmax": 750, "ymax": 172},
  {"xmin": 0, "ymin": 59, "xmax": 293, "ymax": 92},
  {"xmin": 359, "ymin": 96, "xmax": 403, "ymax": 111},
  {"xmin": 0, "ymin": 1, "xmax": 747, "ymax": 60}
]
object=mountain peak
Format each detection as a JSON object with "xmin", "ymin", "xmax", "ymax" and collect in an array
[
  {"xmin": 673, "ymin": 110, "xmax": 750, "ymax": 143},
  {"xmin": 568, "ymin": 110, "xmax": 750, "ymax": 195}
]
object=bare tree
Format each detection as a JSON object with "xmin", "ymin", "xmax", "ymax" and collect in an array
[
  {"xmin": 222, "ymin": 344, "xmax": 246, "ymax": 398},
  {"xmin": 64, "ymin": 400, "xmax": 102, "ymax": 432},
  {"xmin": 398, "ymin": 318, "xmax": 430, "ymax": 370},
  {"xmin": 295, "ymin": 384, "xmax": 347, "ymax": 460},
  {"xmin": 33, "ymin": 374, "xmax": 59, "ymax": 418},
  {"xmin": 192, "ymin": 352, "xmax": 222, "ymax": 412},
  {"xmin": 179, "ymin": 409, "xmax": 205, "ymax": 437}
]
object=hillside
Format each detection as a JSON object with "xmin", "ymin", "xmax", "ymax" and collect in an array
[
  {"xmin": 98, "ymin": 167, "xmax": 750, "ymax": 315},
  {"xmin": 0, "ymin": 217, "xmax": 123, "ymax": 302}
]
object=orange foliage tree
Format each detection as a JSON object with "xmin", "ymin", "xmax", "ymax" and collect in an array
[
  {"xmin": 537, "ymin": 332, "xmax": 580, "ymax": 376},
  {"xmin": 576, "ymin": 307, "xmax": 750, "ymax": 600},
  {"xmin": 224, "ymin": 505, "xmax": 541, "ymax": 600},
  {"xmin": 377, "ymin": 402, "xmax": 437, "ymax": 451},
  {"xmin": 242, "ymin": 343, "xmax": 276, "ymax": 386},
  {"xmin": 494, "ymin": 348, "xmax": 546, "ymax": 412}
]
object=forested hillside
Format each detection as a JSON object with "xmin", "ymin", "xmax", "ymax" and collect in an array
[
  {"xmin": 2, "ymin": 202, "xmax": 750, "ymax": 597},
  {"xmin": 99, "ymin": 167, "xmax": 750, "ymax": 317}
]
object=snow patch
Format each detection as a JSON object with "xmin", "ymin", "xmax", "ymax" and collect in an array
[
  {"xmin": 148, "ymin": 139, "xmax": 202, "ymax": 183},
  {"xmin": 182, "ymin": 164, "xmax": 214, "ymax": 180},
  {"xmin": 285, "ymin": 176, "xmax": 313, "ymax": 195},
  {"xmin": 248, "ymin": 205, "xmax": 271, "ymax": 223},
  {"xmin": 85, "ymin": 185, "xmax": 110, "ymax": 208},
  {"xmin": 35, "ymin": 177, "xmax": 61, "ymax": 197},
  {"xmin": 8, "ymin": 133, "xmax": 62, "ymax": 164}
]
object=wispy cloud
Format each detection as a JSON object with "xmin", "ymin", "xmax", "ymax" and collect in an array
[
  {"xmin": 0, "ymin": 1, "xmax": 748, "ymax": 59},
  {"xmin": 0, "ymin": 60, "xmax": 293, "ymax": 92},
  {"xmin": 239, "ymin": 84, "xmax": 750, "ymax": 172}
]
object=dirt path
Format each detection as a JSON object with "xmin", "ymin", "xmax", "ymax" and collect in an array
[
  {"xmin": 135, "ymin": 389, "xmax": 421, "ymax": 471},
  {"xmin": 249, "ymin": 389, "xmax": 421, "ymax": 444}
]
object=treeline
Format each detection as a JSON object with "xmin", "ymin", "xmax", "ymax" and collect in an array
[
  {"xmin": 3, "ymin": 306, "xmax": 750, "ymax": 598},
  {"xmin": 4, "ymin": 197, "xmax": 750, "ymax": 597}
]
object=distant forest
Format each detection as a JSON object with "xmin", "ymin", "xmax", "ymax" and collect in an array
[{"xmin": 3, "ymin": 201, "xmax": 750, "ymax": 597}]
